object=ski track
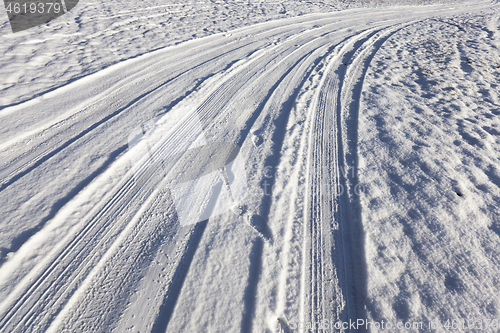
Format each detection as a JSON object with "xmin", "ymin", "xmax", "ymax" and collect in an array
[{"xmin": 0, "ymin": 1, "xmax": 498, "ymax": 332}]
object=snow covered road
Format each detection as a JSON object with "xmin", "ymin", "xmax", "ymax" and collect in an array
[{"xmin": 1, "ymin": 1, "xmax": 499, "ymax": 332}]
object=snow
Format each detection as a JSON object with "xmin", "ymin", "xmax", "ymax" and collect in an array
[
  {"xmin": 359, "ymin": 13, "xmax": 500, "ymax": 331},
  {"xmin": 0, "ymin": 0, "xmax": 500, "ymax": 332}
]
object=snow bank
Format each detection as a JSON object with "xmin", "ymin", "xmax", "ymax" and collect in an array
[{"xmin": 359, "ymin": 12, "xmax": 500, "ymax": 331}]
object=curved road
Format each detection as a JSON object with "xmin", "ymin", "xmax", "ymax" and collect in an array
[{"xmin": 0, "ymin": 1, "xmax": 497, "ymax": 332}]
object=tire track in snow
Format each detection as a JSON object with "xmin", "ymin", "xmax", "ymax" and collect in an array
[
  {"xmin": 0, "ymin": 3, "xmax": 496, "ymax": 332},
  {"xmin": 0, "ymin": 41, "xmax": 254, "ymax": 193},
  {"xmin": 0, "ymin": 14, "xmax": 338, "ymax": 186},
  {"xmin": 125, "ymin": 21, "xmax": 358, "ymax": 333},
  {"xmin": 303, "ymin": 27, "xmax": 381, "ymax": 332},
  {"xmin": 0, "ymin": 17, "xmax": 337, "ymax": 266},
  {"xmin": 49, "ymin": 5, "xmax": 488, "ymax": 332},
  {"xmin": 0, "ymin": 20, "xmax": 400, "ymax": 330},
  {"xmin": 302, "ymin": 21, "xmax": 419, "ymax": 331},
  {"xmin": 269, "ymin": 25, "xmax": 409, "ymax": 332},
  {"xmin": 52, "ymin": 15, "xmax": 415, "ymax": 332},
  {"xmin": 107, "ymin": 44, "xmax": 327, "ymax": 333},
  {"xmin": 0, "ymin": 17, "xmax": 352, "ymax": 272},
  {"xmin": 265, "ymin": 5, "xmax": 498, "ymax": 332},
  {"xmin": 0, "ymin": 16, "xmax": 364, "ymax": 332},
  {"xmin": 266, "ymin": 21, "xmax": 411, "ymax": 333}
]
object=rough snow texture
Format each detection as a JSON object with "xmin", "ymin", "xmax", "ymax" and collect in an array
[{"xmin": 360, "ymin": 13, "xmax": 500, "ymax": 331}]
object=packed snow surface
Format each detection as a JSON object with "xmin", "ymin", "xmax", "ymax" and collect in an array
[{"xmin": 1, "ymin": 0, "xmax": 500, "ymax": 332}]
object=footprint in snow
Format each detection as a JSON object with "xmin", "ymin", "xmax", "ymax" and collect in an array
[
  {"xmin": 251, "ymin": 133, "xmax": 263, "ymax": 146},
  {"xmin": 246, "ymin": 214, "xmax": 272, "ymax": 242}
]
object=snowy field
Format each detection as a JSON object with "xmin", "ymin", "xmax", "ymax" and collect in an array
[{"xmin": 1, "ymin": 0, "xmax": 500, "ymax": 332}]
